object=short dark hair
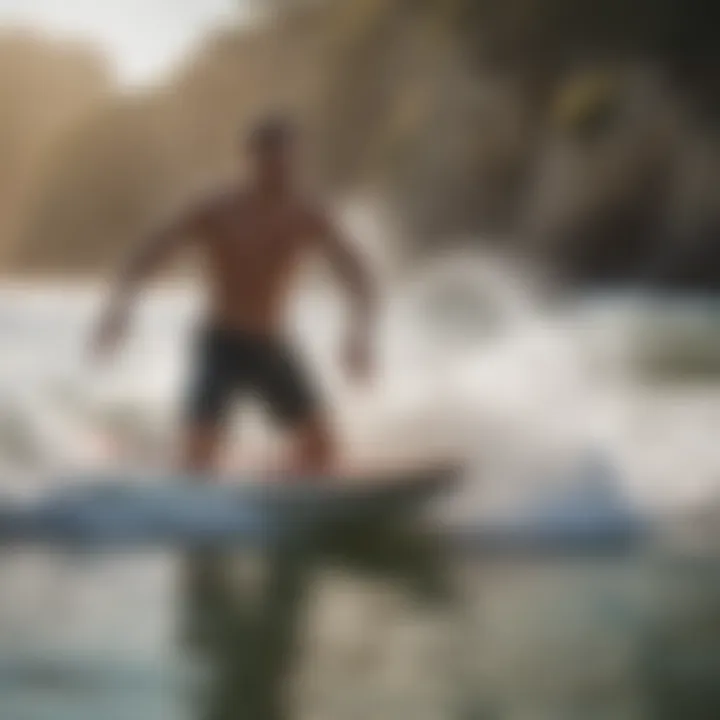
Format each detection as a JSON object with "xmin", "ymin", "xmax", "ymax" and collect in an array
[{"xmin": 246, "ymin": 114, "xmax": 296, "ymax": 152}]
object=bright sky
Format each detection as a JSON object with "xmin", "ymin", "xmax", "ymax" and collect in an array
[{"xmin": 0, "ymin": 0, "xmax": 250, "ymax": 86}]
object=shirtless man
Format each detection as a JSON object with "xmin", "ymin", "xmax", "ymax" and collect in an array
[{"xmin": 92, "ymin": 116, "xmax": 375, "ymax": 476}]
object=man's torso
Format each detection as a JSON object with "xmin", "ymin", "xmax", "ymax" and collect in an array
[{"xmin": 194, "ymin": 188, "xmax": 318, "ymax": 336}]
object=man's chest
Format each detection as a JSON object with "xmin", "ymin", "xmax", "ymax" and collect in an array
[{"xmin": 207, "ymin": 204, "xmax": 305, "ymax": 265}]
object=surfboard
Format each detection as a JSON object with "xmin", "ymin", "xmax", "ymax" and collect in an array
[{"xmin": 0, "ymin": 462, "xmax": 462, "ymax": 548}]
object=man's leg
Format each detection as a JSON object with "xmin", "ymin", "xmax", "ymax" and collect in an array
[
  {"xmin": 256, "ymin": 339, "xmax": 335, "ymax": 478},
  {"xmin": 286, "ymin": 412, "xmax": 335, "ymax": 476},
  {"xmin": 178, "ymin": 421, "xmax": 224, "ymax": 476},
  {"xmin": 180, "ymin": 324, "xmax": 240, "ymax": 479}
]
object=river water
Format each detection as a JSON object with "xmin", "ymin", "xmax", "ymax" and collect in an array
[{"xmin": 0, "ymin": 260, "xmax": 719, "ymax": 719}]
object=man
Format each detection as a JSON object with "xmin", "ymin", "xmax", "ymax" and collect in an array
[{"xmin": 92, "ymin": 116, "xmax": 375, "ymax": 476}]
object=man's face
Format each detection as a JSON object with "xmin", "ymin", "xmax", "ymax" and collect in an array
[{"xmin": 251, "ymin": 135, "xmax": 295, "ymax": 190}]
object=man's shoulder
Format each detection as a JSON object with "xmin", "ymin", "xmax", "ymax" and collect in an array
[
  {"xmin": 193, "ymin": 183, "xmax": 244, "ymax": 215},
  {"xmin": 293, "ymin": 193, "xmax": 331, "ymax": 229},
  {"xmin": 296, "ymin": 188, "xmax": 329, "ymax": 213},
  {"xmin": 169, "ymin": 184, "xmax": 246, "ymax": 231}
]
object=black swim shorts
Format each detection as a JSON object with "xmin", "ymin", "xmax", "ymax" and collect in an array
[{"xmin": 184, "ymin": 325, "xmax": 319, "ymax": 427}]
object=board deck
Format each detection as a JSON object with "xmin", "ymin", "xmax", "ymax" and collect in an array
[{"xmin": 0, "ymin": 462, "xmax": 462, "ymax": 547}]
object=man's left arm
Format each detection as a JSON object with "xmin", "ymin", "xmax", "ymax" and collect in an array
[{"xmin": 311, "ymin": 210, "xmax": 377, "ymax": 379}]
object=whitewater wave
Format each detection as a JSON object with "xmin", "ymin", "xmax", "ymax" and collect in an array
[{"xmin": 3, "ymin": 252, "xmax": 717, "ymax": 515}]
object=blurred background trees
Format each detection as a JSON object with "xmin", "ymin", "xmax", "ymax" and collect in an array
[{"xmin": 1, "ymin": 0, "xmax": 718, "ymax": 287}]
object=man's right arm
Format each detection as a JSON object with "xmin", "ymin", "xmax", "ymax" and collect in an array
[{"xmin": 92, "ymin": 204, "xmax": 208, "ymax": 359}]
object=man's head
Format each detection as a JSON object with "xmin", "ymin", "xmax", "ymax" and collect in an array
[{"xmin": 245, "ymin": 114, "xmax": 298, "ymax": 192}]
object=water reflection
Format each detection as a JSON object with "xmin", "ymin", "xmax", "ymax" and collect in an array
[
  {"xmin": 180, "ymin": 518, "xmax": 451, "ymax": 720},
  {"xmin": 182, "ymin": 549, "xmax": 306, "ymax": 720},
  {"xmin": 4, "ymin": 528, "xmax": 720, "ymax": 718},
  {"xmin": 641, "ymin": 559, "xmax": 720, "ymax": 720}
]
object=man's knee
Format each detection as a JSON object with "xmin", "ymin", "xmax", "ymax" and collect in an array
[
  {"xmin": 179, "ymin": 424, "xmax": 222, "ymax": 477},
  {"xmin": 293, "ymin": 418, "xmax": 335, "ymax": 471}
]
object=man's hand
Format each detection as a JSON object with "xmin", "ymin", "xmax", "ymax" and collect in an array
[
  {"xmin": 342, "ymin": 330, "xmax": 373, "ymax": 383},
  {"xmin": 90, "ymin": 301, "xmax": 129, "ymax": 363},
  {"xmin": 310, "ymin": 207, "xmax": 376, "ymax": 385}
]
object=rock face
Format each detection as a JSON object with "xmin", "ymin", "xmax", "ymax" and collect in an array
[
  {"xmin": 6, "ymin": 11, "xmax": 329, "ymax": 274},
  {"xmin": 3, "ymin": 1, "xmax": 719, "ymax": 287},
  {"xmin": 0, "ymin": 30, "xmax": 111, "ymax": 266}
]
